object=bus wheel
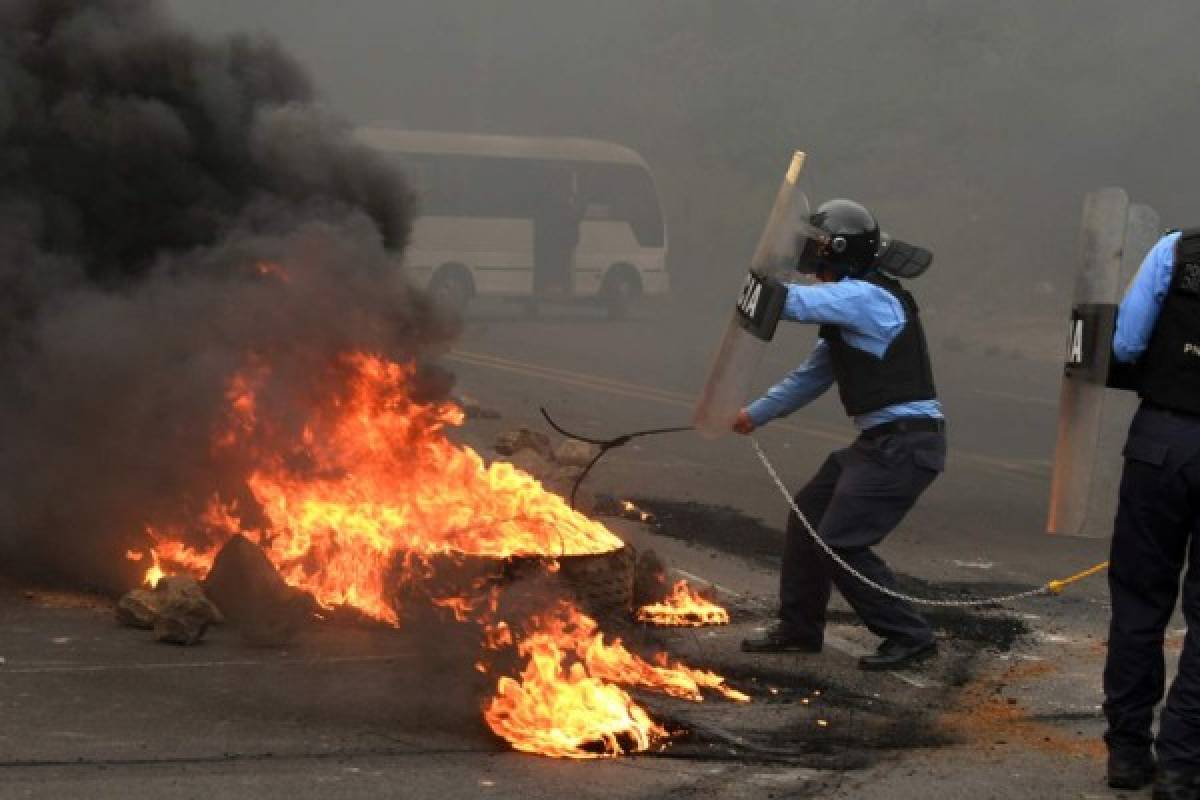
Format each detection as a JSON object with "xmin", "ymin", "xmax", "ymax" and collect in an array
[
  {"xmin": 601, "ymin": 267, "xmax": 641, "ymax": 320},
  {"xmin": 429, "ymin": 266, "xmax": 473, "ymax": 315}
]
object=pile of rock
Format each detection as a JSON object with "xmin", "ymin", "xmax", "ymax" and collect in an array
[
  {"xmin": 493, "ymin": 427, "xmax": 602, "ymax": 510},
  {"xmin": 116, "ymin": 575, "xmax": 223, "ymax": 646},
  {"xmin": 116, "ymin": 534, "xmax": 314, "ymax": 647}
]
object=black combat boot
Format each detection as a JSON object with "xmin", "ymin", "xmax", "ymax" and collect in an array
[
  {"xmin": 1106, "ymin": 750, "xmax": 1156, "ymax": 790},
  {"xmin": 858, "ymin": 637, "xmax": 936, "ymax": 671}
]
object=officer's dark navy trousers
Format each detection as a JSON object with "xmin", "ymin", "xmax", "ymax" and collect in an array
[
  {"xmin": 1104, "ymin": 404, "xmax": 1200, "ymax": 770},
  {"xmin": 779, "ymin": 429, "xmax": 945, "ymax": 648}
]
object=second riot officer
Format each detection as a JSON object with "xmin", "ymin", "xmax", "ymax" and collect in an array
[
  {"xmin": 735, "ymin": 198, "xmax": 946, "ymax": 671},
  {"xmin": 1102, "ymin": 228, "xmax": 1200, "ymax": 799}
]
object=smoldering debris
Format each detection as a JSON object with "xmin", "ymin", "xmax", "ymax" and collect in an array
[
  {"xmin": 632, "ymin": 548, "xmax": 668, "ymax": 607},
  {"xmin": 0, "ymin": 0, "xmax": 453, "ymax": 589}
]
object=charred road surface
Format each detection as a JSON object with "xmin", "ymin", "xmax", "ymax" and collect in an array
[{"xmin": 0, "ymin": 304, "xmax": 1145, "ymax": 799}]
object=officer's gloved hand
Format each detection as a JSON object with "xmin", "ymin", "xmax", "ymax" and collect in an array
[{"xmin": 733, "ymin": 409, "xmax": 756, "ymax": 435}]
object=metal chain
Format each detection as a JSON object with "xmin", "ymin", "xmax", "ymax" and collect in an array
[{"xmin": 750, "ymin": 438, "xmax": 1052, "ymax": 608}]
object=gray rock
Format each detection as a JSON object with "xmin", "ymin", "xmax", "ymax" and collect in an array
[
  {"xmin": 150, "ymin": 576, "xmax": 222, "ymax": 646},
  {"xmin": 204, "ymin": 534, "xmax": 315, "ymax": 647},
  {"xmin": 553, "ymin": 439, "xmax": 601, "ymax": 468},
  {"xmin": 494, "ymin": 427, "xmax": 553, "ymax": 460},
  {"xmin": 115, "ymin": 588, "xmax": 162, "ymax": 630}
]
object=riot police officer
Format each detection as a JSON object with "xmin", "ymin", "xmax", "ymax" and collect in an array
[
  {"xmin": 735, "ymin": 199, "xmax": 946, "ymax": 671},
  {"xmin": 1103, "ymin": 230, "xmax": 1200, "ymax": 798}
]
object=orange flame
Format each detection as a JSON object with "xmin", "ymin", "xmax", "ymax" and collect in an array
[
  {"xmin": 139, "ymin": 354, "xmax": 622, "ymax": 623},
  {"xmin": 136, "ymin": 351, "xmax": 746, "ymax": 757},
  {"xmin": 635, "ymin": 580, "xmax": 731, "ymax": 628},
  {"xmin": 486, "ymin": 631, "xmax": 666, "ymax": 758},
  {"xmin": 483, "ymin": 602, "xmax": 746, "ymax": 758}
]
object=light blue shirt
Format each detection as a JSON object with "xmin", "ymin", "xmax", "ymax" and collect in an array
[
  {"xmin": 1113, "ymin": 231, "xmax": 1179, "ymax": 364},
  {"xmin": 746, "ymin": 278, "xmax": 945, "ymax": 430}
]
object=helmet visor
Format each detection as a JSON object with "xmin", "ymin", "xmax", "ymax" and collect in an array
[
  {"xmin": 753, "ymin": 192, "xmax": 833, "ymax": 276},
  {"xmin": 793, "ymin": 225, "xmax": 838, "ymax": 274}
]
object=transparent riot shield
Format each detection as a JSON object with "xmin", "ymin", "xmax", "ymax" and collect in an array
[
  {"xmin": 693, "ymin": 151, "xmax": 811, "ymax": 436},
  {"xmin": 1047, "ymin": 189, "xmax": 1160, "ymax": 537},
  {"xmin": 1079, "ymin": 203, "xmax": 1160, "ymax": 537}
]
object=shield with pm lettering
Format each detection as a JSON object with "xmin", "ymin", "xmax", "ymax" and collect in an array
[{"xmin": 1048, "ymin": 190, "xmax": 1160, "ymax": 536}]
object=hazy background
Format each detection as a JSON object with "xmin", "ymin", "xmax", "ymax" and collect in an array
[{"xmin": 166, "ymin": 0, "xmax": 1200, "ymax": 348}]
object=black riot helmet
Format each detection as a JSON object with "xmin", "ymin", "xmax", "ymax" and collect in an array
[{"xmin": 796, "ymin": 198, "xmax": 881, "ymax": 279}]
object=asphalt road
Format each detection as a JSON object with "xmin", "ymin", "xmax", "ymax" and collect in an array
[
  {"xmin": 446, "ymin": 298, "xmax": 1099, "ymax": 585},
  {"xmin": 0, "ymin": 297, "xmax": 1170, "ymax": 799}
]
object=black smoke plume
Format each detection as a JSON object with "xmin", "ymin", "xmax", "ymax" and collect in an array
[{"xmin": 0, "ymin": 0, "xmax": 452, "ymax": 588}]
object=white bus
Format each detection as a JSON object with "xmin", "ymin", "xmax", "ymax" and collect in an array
[{"xmin": 357, "ymin": 127, "xmax": 669, "ymax": 318}]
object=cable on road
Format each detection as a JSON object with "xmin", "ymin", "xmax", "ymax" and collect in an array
[
  {"xmin": 537, "ymin": 411, "xmax": 1109, "ymax": 606},
  {"xmin": 749, "ymin": 437, "xmax": 1109, "ymax": 608},
  {"xmin": 539, "ymin": 407, "xmax": 693, "ymax": 510}
]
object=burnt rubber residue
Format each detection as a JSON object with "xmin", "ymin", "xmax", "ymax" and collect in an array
[
  {"xmin": 596, "ymin": 496, "xmax": 785, "ymax": 567},
  {"xmin": 602, "ymin": 496, "xmax": 1031, "ymax": 652}
]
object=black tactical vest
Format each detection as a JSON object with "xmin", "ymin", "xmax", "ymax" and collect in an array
[
  {"xmin": 1138, "ymin": 229, "xmax": 1200, "ymax": 414},
  {"xmin": 818, "ymin": 274, "xmax": 937, "ymax": 417}
]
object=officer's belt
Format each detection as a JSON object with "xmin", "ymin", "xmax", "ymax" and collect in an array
[{"xmin": 859, "ymin": 416, "xmax": 946, "ymax": 439}]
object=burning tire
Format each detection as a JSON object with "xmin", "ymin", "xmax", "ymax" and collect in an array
[
  {"xmin": 555, "ymin": 546, "xmax": 634, "ymax": 620},
  {"xmin": 387, "ymin": 545, "xmax": 634, "ymax": 624}
]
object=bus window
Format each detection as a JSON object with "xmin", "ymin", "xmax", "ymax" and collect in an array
[
  {"xmin": 397, "ymin": 152, "xmax": 663, "ymax": 251},
  {"xmin": 463, "ymin": 157, "xmax": 543, "ymax": 219},
  {"xmin": 408, "ymin": 155, "xmax": 543, "ymax": 220},
  {"xmin": 577, "ymin": 163, "xmax": 664, "ymax": 247}
]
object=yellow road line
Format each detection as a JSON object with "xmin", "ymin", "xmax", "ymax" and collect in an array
[
  {"xmin": 449, "ymin": 350, "xmax": 694, "ymax": 405},
  {"xmin": 450, "ymin": 349, "xmax": 848, "ymax": 446},
  {"xmin": 448, "ymin": 349, "xmax": 1047, "ymax": 481}
]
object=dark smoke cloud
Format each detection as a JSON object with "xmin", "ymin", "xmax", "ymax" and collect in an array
[{"xmin": 0, "ymin": 0, "xmax": 451, "ymax": 587}]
